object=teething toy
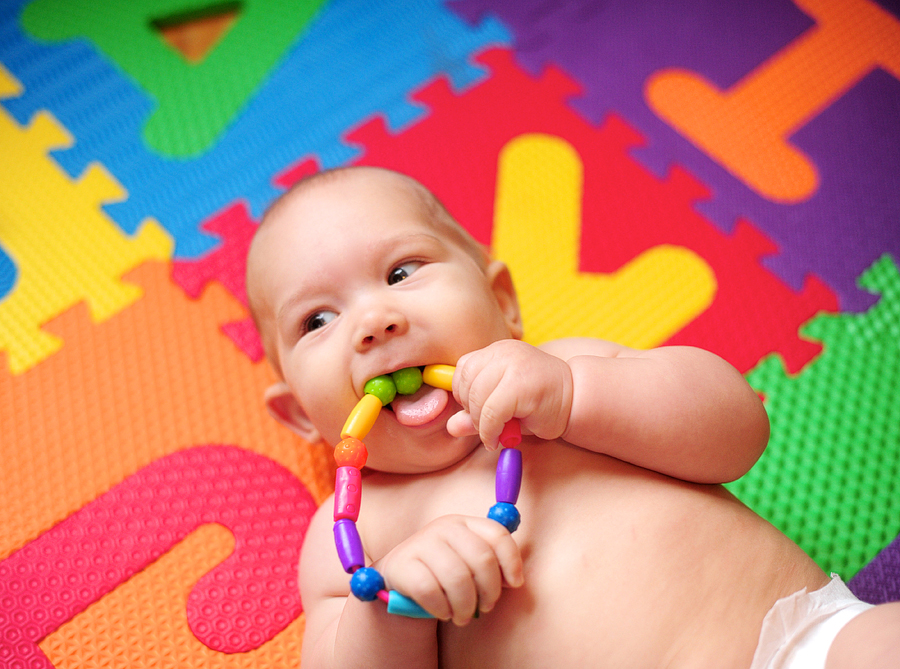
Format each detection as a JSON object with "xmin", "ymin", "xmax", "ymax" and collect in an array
[{"xmin": 333, "ymin": 364, "xmax": 523, "ymax": 619}]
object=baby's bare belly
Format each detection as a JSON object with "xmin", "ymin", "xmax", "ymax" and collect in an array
[{"xmin": 432, "ymin": 443, "xmax": 828, "ymax": 669}]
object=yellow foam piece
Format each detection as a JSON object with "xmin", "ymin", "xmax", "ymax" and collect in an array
[
  {"xmin": 0, "ymin": 64, "xmax": 173, "ymax": 374},
  {"xmin": 492, "ymin": 133, "xmax": 716, "ymax": 349},
  {"xmin": 645, "ymin": 0, "xmax": 900, "ymax": 203}
]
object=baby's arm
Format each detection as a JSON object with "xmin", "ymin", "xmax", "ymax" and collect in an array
[
  {"xmin": 451, "ymin": 338, "xmax": 768, "ymax": 484},
  {"xmin": 299, "ymin": 502, "xmax": 438, "ymax": 669},
  {"xmin": 299, "ymin": 500, "xmax": 522, "ymax": 668}
]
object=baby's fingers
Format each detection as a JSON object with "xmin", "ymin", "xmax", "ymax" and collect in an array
[{"xmin": 463, "ymin": 517, "xmax": 524, "ymax": 591}]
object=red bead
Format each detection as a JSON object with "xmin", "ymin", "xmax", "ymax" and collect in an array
[
  {"xmin": 334, "ymin": 437, "xmax": 368, "ymax": 468},
  {"xmin": 334, "ymin": 466, "xmax": 362, "ymax": 521}
]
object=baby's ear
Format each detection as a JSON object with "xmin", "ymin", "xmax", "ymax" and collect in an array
[
  {"xmin": 486, "ymin": 260, "xmax": 524, "ymax": 340},
  {"xmin": 264, "ymin": 382, "xmax": 323, "ymax": 442}
]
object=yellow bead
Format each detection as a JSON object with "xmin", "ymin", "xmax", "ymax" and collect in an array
[
  {"xmin": 341, "ymin": 394, "xmax": 383, "ymax": 440},
  {"xmin": 422, "ymin": 364, "xmax": 455, "ymax": 392}
]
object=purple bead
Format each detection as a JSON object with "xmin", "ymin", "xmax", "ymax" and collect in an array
[
  {"xmin": 334, "ymin": 519, "xmax": 364, "ymax": 574},
  {"xmin": 495, "ymin": 448, "xmax": 522, "ymax": 504}
]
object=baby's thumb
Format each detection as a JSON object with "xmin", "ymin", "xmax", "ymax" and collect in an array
[{"xmin": 446, "ymin": 411, "xmax": 477, "ymax": 438}]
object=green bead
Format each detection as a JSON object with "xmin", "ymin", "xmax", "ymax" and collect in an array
[
  {"xmin": 392, "ymin": 367, "xmax": 423, "ymax": 395},
  {"xmin": 364, "ymin": 375, "xmax": 396, "ymax": 405}
]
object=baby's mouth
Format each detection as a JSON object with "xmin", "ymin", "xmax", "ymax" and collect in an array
[{"xmin": 390, "ymin": 384, "xmax": 449, "ymax": 426}]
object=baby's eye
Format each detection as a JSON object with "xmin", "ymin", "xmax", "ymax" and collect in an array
[
  {"xmin": 303, "ymin": 310, "xmax": 337, "ymax": 334},
  {"xmin": 388, "ymin": 261, "xmax": 423, "ymax": 285}
]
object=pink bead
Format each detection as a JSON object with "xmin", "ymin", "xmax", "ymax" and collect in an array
[{"xmin": 334, "ymin": 466, "xmax": 362, "ymax": 521}]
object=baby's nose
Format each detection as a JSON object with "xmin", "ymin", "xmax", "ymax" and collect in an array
[{"xmin": 355, "ymin": 309, "xmax": 408, "ymax": 350}]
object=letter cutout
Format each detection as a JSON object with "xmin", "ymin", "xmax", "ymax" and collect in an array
[
  {"xmin": 0, "ymin": 445, "xmax": 317, "ymax": 666},
  {"xmin": 492, "ymin": 133, "xmax": 716, "ymax": 349},
  {"xmin": 646, "ymin": 0, "xmax": 900, "ymax": 203}
]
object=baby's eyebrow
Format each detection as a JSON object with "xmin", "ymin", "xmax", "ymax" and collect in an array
[{"xmin": 275, "ymin": 232, "xmax": 444, "ymax": 323}]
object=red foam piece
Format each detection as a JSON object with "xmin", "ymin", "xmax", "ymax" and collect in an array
[
  {"xmin": 327, "ymin": 47, "xmax": 838, "ymax": 373},
  {"xmin": 171, "ymin": 203, "xmax": 264, "ymax": 362}
]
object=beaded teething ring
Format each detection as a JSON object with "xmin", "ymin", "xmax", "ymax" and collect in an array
[{"xmin": 332, "ymin": 364, "xmax": 523, "ymax": 618}]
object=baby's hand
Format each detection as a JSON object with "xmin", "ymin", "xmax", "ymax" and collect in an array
[
  {"xmin": 377, "ymin": 515, "xmax": 524, "ymax": 625},
  {"xmin": 448, "ymin": 340, "xmax": 573, "ymax": 450}
]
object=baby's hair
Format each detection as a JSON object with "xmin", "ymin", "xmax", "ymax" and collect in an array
[{"xmin": 247, "ymin": 166, "xmax": 491, "ymax": 372}]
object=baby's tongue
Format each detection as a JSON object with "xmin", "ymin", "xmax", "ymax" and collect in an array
[{"xmin": 392, "ymin": 385, "xmax": 449, "ymax": 426}]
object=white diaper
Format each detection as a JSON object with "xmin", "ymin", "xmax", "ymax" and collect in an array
[{"xmin": 749, "ymin": 574, "xmax": 873, "ymax": 669}]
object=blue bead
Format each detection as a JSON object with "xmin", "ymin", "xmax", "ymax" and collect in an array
[
  {"xmin": 350, "ymin": 567, "xmax": 385, "ymax": 601},
  {"xmin": 487, "ymin": 502, "xmax": 520, "ymax": 533}
]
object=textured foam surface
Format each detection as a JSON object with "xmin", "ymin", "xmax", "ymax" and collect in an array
[{"xmin": 1, "ymin": 1, "xmax": 898, "ymax": 665}]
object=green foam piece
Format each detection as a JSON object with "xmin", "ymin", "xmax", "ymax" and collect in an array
[
  {"xmin": 22, "ymin": 0, "xmax": 328, "ymax": 157},
  {"xmin": 728, "ymin": 254, "xmax": 900, "ymax": 578}
]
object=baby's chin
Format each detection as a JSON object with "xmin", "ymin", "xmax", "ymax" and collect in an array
[{"xmin": 363, "ymin": 432, "xmax": 484, "ymax": 476}]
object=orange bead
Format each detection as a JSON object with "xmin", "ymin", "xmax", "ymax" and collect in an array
[{"xmin": 334, "ymin": 437, "xmax": 368, "ymax": 469}]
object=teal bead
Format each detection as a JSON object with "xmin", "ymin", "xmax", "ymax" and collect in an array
[
  {"xmin": 387, "ymin": 590, "xmax": 434, "ymax": 618},
  {"xmin": 392, "ymin": 367, "xmax": 423, "ymax": 395},
  {"xmin": 364, "ymin": 375, "xmax": 397, "ymax": 406}
]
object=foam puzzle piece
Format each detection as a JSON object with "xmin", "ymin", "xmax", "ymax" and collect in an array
[
  {"xmin": 21, "ymin": 0, "xmax": 328, "ymax": 158},
  {"xmin": 0, "ymin": 445, "xmax": 316, "ymax": 666},
  {"xmin": 171, "ymin": 202, "xmax": 263, "ymax": 361},
  {"xmin": 492, "ymin": 133, "xmax": 715, "ymax": 348},
  {"xmin": 0, "ymin": 243, "xmax": 14, "ymax": 301},
  {"xmin": 0, "ymin": 260, "xmax": 335, "ymax": 562},
  {"xmin": 850, "ymin": 530, "xmax": 900, "ymax": 604},
  {"xmin": 0, "ymin": 0, "xmax": 510, "ymax": 258},
  {"xmin": 343, "ymin": 48, "xmax": 838, "ymax": 372},
  {"xmin": 0, "ymin": 64, "xmax": 173, "ymax": 375},
  {"xmin": 645, "ymin": 0, "xmax": 900, "ymax": 203},
  {"xmin": 728, "ymin": 254, "xmax": 900, "ymax": 577},
  {"xmin": 452, "ymin": 0, "xmax": 900, "ymax": 312}
]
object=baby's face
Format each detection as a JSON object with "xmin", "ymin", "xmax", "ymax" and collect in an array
[{"xmin": 248, "ymin": 170, "xmax": 519, "ymax": 472}]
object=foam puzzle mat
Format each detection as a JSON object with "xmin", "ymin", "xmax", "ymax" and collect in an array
[{"xmin": 1, "ymin": 0, "xmax": 898, "ymax": 665}]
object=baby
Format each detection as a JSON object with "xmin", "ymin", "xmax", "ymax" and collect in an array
[{"xmin": 246, "ymin": 166, "xmax": 899, "ymax": 668}]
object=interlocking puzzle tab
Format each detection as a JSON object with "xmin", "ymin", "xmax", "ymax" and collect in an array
[
  {"xmin": 0, "ymin": 64, "xmax": 172, "ymax": 374},
  {"xmin": 171, "ymin": 202, "xmax": 263, "ymax": 361},
  {"xmin": 21, "ymin": 0, "xmax": 328, "ymax": 157},
  {"xmin": 343, "ymin": 48, "xmax": 837, "ymax": 372},
  {"xmin": 646, "ymin": 0, "xmax": 900, "ymax": 203},
  {"xmin": 730, "ymin": 254, "xmax": 900, "ymax": 577}
]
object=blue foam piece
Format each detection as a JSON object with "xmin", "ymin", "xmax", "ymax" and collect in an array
[
  {"xmin": 0, "ymin": 246, "xmax": 16, "ymax": 300},
  {"xmin": 0, "ymin": 0, "xmax": 509, "ymax": 259}
]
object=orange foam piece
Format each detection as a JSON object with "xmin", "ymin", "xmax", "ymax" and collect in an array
[{"xmin": 0, "ymin": 261, "xmax": 334, "ymax": 559}]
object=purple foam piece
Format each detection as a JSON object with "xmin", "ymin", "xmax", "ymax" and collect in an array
[
  {"xmin": 451, "ymin": 0, "xmax": 900, "ymax": 311},
  {"xmin": 849, "ymin": 532, "xmax": 900, "ymax": 604}
]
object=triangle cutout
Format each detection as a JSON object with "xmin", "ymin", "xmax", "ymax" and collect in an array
[{"xmin": 151, "ymin": 1, "xmax": 242, "ymax": 64}]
